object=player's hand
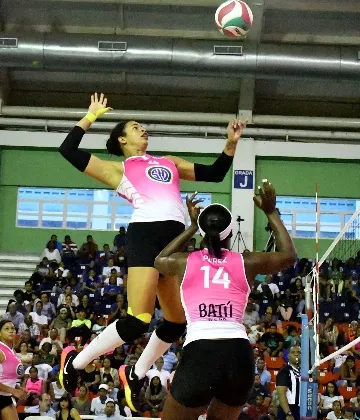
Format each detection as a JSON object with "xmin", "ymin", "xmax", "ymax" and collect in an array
[
  {"xmin": 186, "ymin": 192, "xmax": 204, "ymax": 226},
  {"xmin": 86, "ymin": 92, "xmax": 113, "ymax": 123},
  {"xmin": 253, "ymin": 179, "xmax": 276, "ymax": 215},
  {"xmin": 12, "ymin": 387, "xmax": 28, "ymax": 400},
  {"xmin": 227, "ymin": 119, "xmax": 247, "ymax": 143}
]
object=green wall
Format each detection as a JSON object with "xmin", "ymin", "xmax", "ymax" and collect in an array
[
  {"xmin": 0, "ymin": 148, "xmax": 231, "ymax": 253},
  {"xmin": 254, "ymin": 157, "xmax": 360, "ymax": 258}
]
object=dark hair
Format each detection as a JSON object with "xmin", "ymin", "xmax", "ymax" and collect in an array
[
  {"xmin": 198, "ymin": 205, "xmax": 232, "ymax": 259},
  {"xmin": 106, "ymin": 121, "xmax": 129, "ymax": 156},
  {"xmin": 59, "ymin": 394, "xmax": 73, "ymax": 410},
  {"xmin": 14, "ymin": 289, "xmax": 24, "ymax": 298},
  {"xmin": 0, "ymin": 320, "xmax": 14, "ymax": 331},
  {"xmin": 324, "ymin": 381, "xmax": 340, "ymax": 397},
  {"xmin": 150, "ymin": 376, "xmax": 162, "ymax": 394}
]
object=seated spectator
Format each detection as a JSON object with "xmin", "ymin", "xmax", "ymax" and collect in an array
[
  {"xmin": 257, "ymin": 275, "xmax": 281, "ymax": 299},
  {"xmin": 32, "ymin": 257, "xmax": 53, "ymax": 290},
  {"xmin": 57, "ymin": 394, "xmax": 82, "ymax": 420},
  {"xmin": 23, "ymin": 280, "xmax": 36, "ymax": 303},
  {"xmin": 260, "ymin": 323, "xmax": 284, "ymax": 357},
  {"xmin": 326, "ymin": 400, "xmax": 343, "ymax": 420},
  {"xmin": 144, "ymin": 376, "xmax": 167, "ymax": 412},
  {"xmin": 34, "ymin": 292, "xmax": 56, "ymax": 321},
  {"xmin": 247, "ymin": 395, "xmax": 269, "ymax": 420},
  {"xmin": 13, "ymin": 289, "xmax": 26, "ymax": 314},
  {"xmin": 243, "ymin": 299, "xmax": 261, "ymax": 329},
  {"xmin": 337, "ymin": 355, "xmax": 357, "ymax": 387},
  {"xmin": 109, "ymin": 346, "xmax": 126, "ymax": 370},
  {"xmin": 319, "ymin": 382, "xmax": 344, "ymax": 413},
  {"xmin": 99, "ymin": 357, "xmax": 120, "ymax": 386},
  {"xmin": 113, "ymin": 226, "xmax": 126, "ymax": 250},
  {"xmin": 72, "ymin": 384, "xmax": 92, "ymax": 415},
  {"xmin": 256, "ymin": 358, "xmax": 271, "ymax": 388},
  {"xmin": 115, "ymin": 246, "xmax": 128, "ymax": 276},
  {"xmin": 77, "ymin": 294, "xmax": 96, "ymax": 320},
  {"xmin": 259, "ymin": 401, "xmax": 278, "ymax": 420},
  {"xmin": 40, "ymin": 327, "xmax": 63, "ymax": 357},
  {"xmin": 260, "ymin": 305, "xmax": 278, "ymax": 329},
  {"xmin": 351, "ymin": 389, "xmax": 360, "ymax": 408},
  {"xmin": 247, "ymin": 374, "xmax": 271, "ymax": 406},
  {"xmin": 95, "ymin": 399, "xmax": 125, "ymax": 420},
  {"xmin": 102, "ymin": 257, "xmax": 121, "ymax": 278},
  {"xmin": 83, "ymin": 268, "xmax": 102, "ymax": 294},
  {"xmin": 47, "ymin": 234, "xmax": 63, "ymax": 251},
  {"xmin": 97, "ymin": 243, "xmax": 115, "ymax": 265},
  {"xmin": 319, "ymin": 318, "xmax": 339, "ymax": 357},
  {"xmin": 57, "ymin": 285, "xmax": 80, "ymax": 307},
  {"xmin": 50, "ymin": 306, "xmax": 72, "ymax": 343},
  {"xmin": 29, "ymin": 300, "xmax": 48, "ymax": 328},
  {"xmin": 91, "ymin": 384, "xmax": 120, "ymax": 416},
  {"xmin": 290, "ymin": 278, "xmax": 306, "ymax": 316},
  {"xmin": 104, "ymin": 268, "xmax": 124, "ymax": 287},
  {"xmin": 18, "ymin": 314, "xmax": 41, "ymax": 339},
  {"xmin": 41, "ymin": 240, "xmax": 62, "ymax": 264},
  {"xmin": 19, "ymin": 366, "xmax": 46, "ymax": 406},
  {"xmin": 78, "ymin": 234, "xmax": 98, "ymax": 260},
  {"xmin": 80, "ymin": 361, "xmax": 101, "ymax": 394},
  {"xmin": 162, "ymin": 348, "xmax": 178, "ymax": 373},
  {"xmin": 49, "ymin": 372, "xmax": 66, "ymax": 404},
  {"xmin": 101, "ymin": 275, "xmax": 122, "ymax": 304},
  {"xmin": 146, "ymin": 357, "xmax": 171, "ymax": 388},
  {"xmin": 17, "ymin": 340, "xmax": 33, "ymax": 367},
  {"xmin": 24, "ymin": 392, "xmax": 56, "ymax": 417},
  {"xmin": 62, "ymin": 234, "xmax": 78, "ymax": 257},
  {"xmin": 3, "ymin": 301, "xmax": 24, "ymax": 330},
  {"xmin": 125, "ymin": 342, "xmax": 144, "ymax": 364},
  {"xmin": 15, "ymin": 329, "xmax": 39, "ymax": 353},
  {"xmin": 247, "ymin": 325, "xmax": 264, "ymax": 345},
  {"xmin": 278, "ymin": 289, "xmax": 295, "ymax": 321},
  {"xmin": 25, "ymin": 353, "xmax": 53, "ymax": 381},
  {"xmin": 67, "ymin": 308, "xmax": 92, "ymax": 346},
  {"xmin": 107, "ymin": 380, "xmax": 119, "ymax": 402},
  {"xmin": 108, "ymin": 294, "xmax": 127, "ymax": 323},
  {"xmin": 39, "ymin": 342, "xmax": 56, "ymax": 366}
]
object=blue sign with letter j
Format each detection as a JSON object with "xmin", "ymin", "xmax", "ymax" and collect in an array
[{"xmin": 234, "ymin": 170, "xmax": 254, "ymax": 189}]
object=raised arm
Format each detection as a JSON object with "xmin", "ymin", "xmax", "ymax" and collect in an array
[
  {"xmin": 59, "ymin": 93, "xmax": 122, "ymax": 189},
  {"xmin": 154, "ymin": 193, "xmax": 203, "ymax": 277},
  {"xmin": 243, "ymin": 180, "xmax": 297, "ymax": 284},
  {"xmin": 166, "ymin": 120, "xmax": 246, "ymax": 182}
]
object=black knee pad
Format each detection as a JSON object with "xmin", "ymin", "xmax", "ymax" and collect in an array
[
  {"xmin": 116, "ymin": 315, "xmax": 149, "ymax": 343},
  {"xmin": 155, "ymin": 319, "xmax": 187, "ymax": 343}
]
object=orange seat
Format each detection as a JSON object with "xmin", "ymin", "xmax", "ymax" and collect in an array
[
  {"xmin": 355, "ymin": 360, "xmax": 360, "ymax": 370},
  {"xmin": 270, "ymin": 370, "xmax": 279, "ymax": 382},
  {"xmin": 318, "ymin": 371, "xmax": 337, "ymax": 385},
  {"xmin": 282, "ymin": 321, "xmax": 301, "ymax": 329},
  {"xmin": 339, "ymin": 386, "xmax": 357, "ymax": 400},
  {"xmin": 16, "ymin": 406, "xmax": 25, "ymax": 413},
  {"xmin": 265, "ymin": 356, "xmax": 286, "ymax": 370},
  {"xmin": 269, "ymin": 382, "xmax": 276, "ymax": 393}
]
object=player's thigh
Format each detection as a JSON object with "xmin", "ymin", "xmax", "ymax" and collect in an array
[
  {"xmin": 127, "ymin": 267, "xmax": 159, "ymax": 316},
  {"xmin": 157, "ymin": 274, "xmax": 186, "ymax": 323},
  {"xmin": 162, "ymin": 393, "xmax": 207, "ymax": 420},
  {"xmin": 206, "ymin": 397, "xmax": 242, "ymax": 420},
  {"xmin": 0, "ymin": 404, "xmax": 19, "ymax": 420}
]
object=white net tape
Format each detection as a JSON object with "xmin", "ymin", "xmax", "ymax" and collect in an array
[{"xmin": 308, "ymin": 207, "xmax": 360, "ymax": 374}]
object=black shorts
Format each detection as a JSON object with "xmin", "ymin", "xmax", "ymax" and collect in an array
[
  {"xmin": 0, "ymin": 395, "xmax": 14, "ymax": 411},
  {"xmin": 171, "ymin": 338, "xmax": 255, "ymax": 408},
  {"xmin": 125, "ymin": 220, "xmax": 185, "ymax": 267}
]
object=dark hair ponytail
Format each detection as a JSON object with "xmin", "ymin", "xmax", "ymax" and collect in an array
[
  {"xmin": 204, "ymin": 224, "xmax": 222, "ymax": 259},
  {"xmin": 106, "ymin": 121, "xmax": 129, "ymax": 156}
]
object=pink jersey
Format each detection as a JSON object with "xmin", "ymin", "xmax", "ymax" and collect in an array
[
  {"xmin": 0, "ymin": 342, "xmax": 24, "ymax": 396},
  {"xmin": 116, "ymin": 154, "xmax": 185, "ymax": 224},
  {"xmin": 25, "ymin": 378, "xmax": 42, "ymax": 394},
  {"xmin": 180, "ymin": 248, "xmax": 250, "ymax": 346}
]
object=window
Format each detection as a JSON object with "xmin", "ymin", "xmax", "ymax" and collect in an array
[
  {"xmin": 276, "ymin": 196, "xmax": 356, "ymax": 239},
  {"xmin": 16, "ymin": 188, "xmax": 212, "ymax": 231}
]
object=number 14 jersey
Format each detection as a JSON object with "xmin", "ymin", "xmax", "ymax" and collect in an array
[{"xmin": 180, "ymin": 248, "xmax": 250, "ymax": 347}]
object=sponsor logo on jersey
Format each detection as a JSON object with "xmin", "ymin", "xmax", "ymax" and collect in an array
[
  {"xmin": 16, "ymin": 363, "xmax": 25, "ymax": 376},
  {"xmin": 146, "ymin": 166, "xmax": 172, "ymax": 183}
]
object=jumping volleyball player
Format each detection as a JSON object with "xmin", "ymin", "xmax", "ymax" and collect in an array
[
  {"xmin": 154, "ymin": 181, "xmax": 296, "ymax": 420},
  {"xmin": 0, "ymin": 320, "xmax": 27, "ymax": 420},
  {"xmin": 58, "ymin": 93, "xmax": 246, "ymax": 403}
]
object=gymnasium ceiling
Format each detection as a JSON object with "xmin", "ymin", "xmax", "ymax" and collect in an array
[{"xmin": 0, "ymin": 0, "xmax": 360, "ymax": 119}]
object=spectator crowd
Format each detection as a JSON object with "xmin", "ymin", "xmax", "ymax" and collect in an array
[{"xmin": 2, "ymin": 229, "xmax": 360, "ymax": 419}]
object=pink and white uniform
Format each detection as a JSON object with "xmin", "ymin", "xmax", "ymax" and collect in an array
[
  {"xmin": 116, "ymin": 154, "xmax": 185, "ymax": 224},
  {"xmin": 181, "ymin": 248, "xmax": 250, "ymax": 346},
  {"xmin": 0, "ymin": 342, "xmax": 24, "ymax": 396}
]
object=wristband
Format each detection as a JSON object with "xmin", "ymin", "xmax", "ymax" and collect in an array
[{"xmin": 84, "ymin": 112, "xmax": 97, "ymax": 123}]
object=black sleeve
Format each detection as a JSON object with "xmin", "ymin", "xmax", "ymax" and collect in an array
[
  {"xmin": 276, "ymin": 367, "xmax": 290, "ymax": 387},
  {"xmin": 59, "ymin": 125, "xmax": 91, "ymax": 172},
  {"xmin": 194, "ymin": 152, "xmax": 233, "ymax": 182}
]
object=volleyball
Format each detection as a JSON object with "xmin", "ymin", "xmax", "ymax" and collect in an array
[{"xmin": 215, "ymin": 0, "xmax": 253, "ymax": 38}]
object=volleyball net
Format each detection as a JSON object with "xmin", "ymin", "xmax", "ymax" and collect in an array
[{"xmin": 300, "ymin": 190, "xmax": 360, "ymax": 420}]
